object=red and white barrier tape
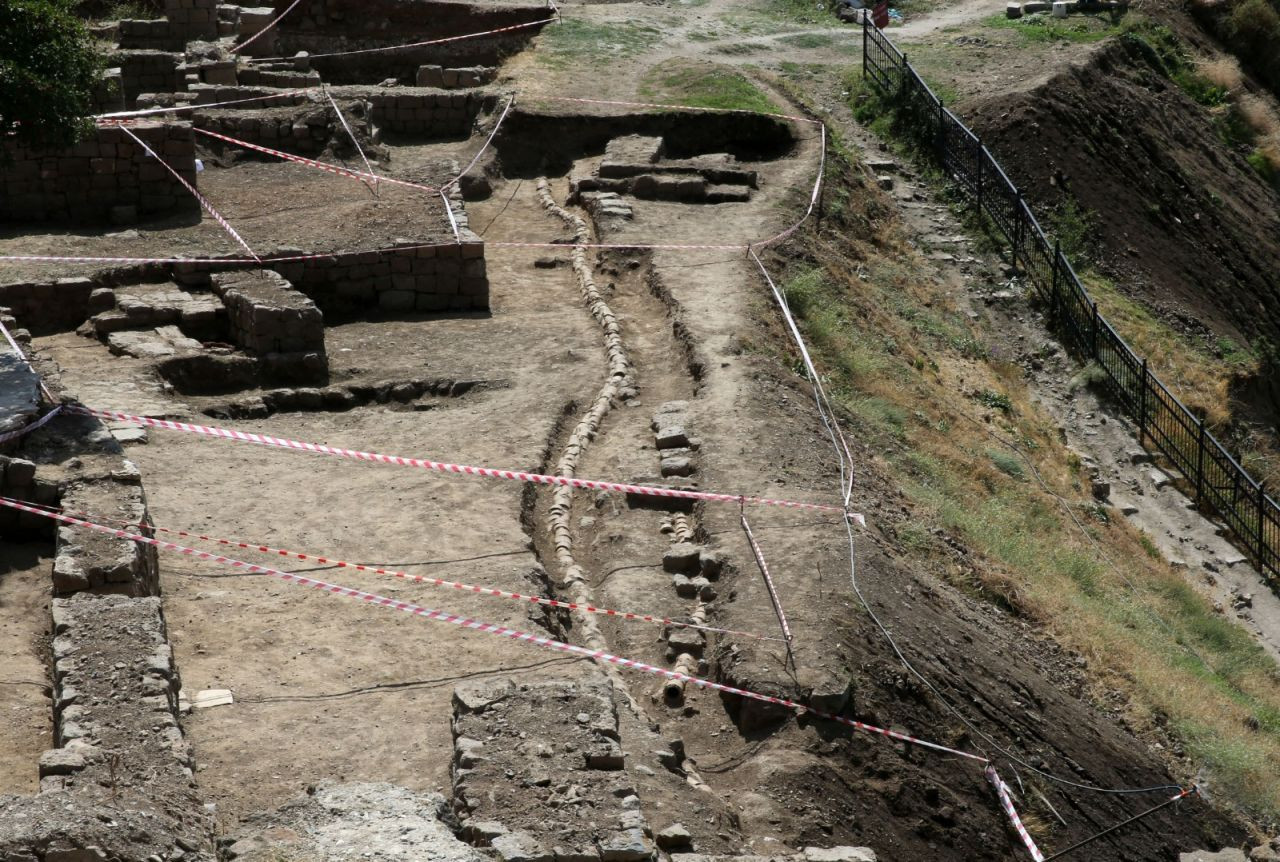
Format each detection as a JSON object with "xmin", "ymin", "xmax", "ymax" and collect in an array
[
  {"xmin": 17, "ymin": 497, "xmax": 778, "ymax": 642},
  {"xmin": 193, "ymin": 127, "xmax": 436, "ymax": 193},
  {"xmin": 740, "ymin": 507, "xmax": 794, "ymax": 647},
  {"xmin": 0, "ymin": 494, "xmax": 978, "ymax": 763},
  {"xmin": 230, "ymin": 0, "xmax": 303, "ymax": 54},
  {"xmin": 987, "ymin": 765, "xmax": 1046, "ymax": 862},
  {"xmin": 0, "ymin": 406, "xmax": 62, "ymax": 446},
  {"xmin": 246, "ymin": 16, "xmax": 555, "ymax": 63},
  {"xmin": 443, "ymin": 95, "xmax": 515, "ymax": 192},
  {"xmin": 120, "ymin": 127, "xmax": 260, "ymax": 262},
  {"xmin": 0, "ymin": 318, "xmax": 55, "ymax": 402},
  {"xmin": 68, "ymin": 405, "xmax": 854, "ymax": 514},
  {"xmin": 96, "ymin": 88, "xmax": 314, "ymax": 120},
  {"xmin": 323, "ymin": 85, "xmax": 378, "ymax": 194},
  {"xmin": 441, "ymin": 190, "xmax": 461, "ymax": 241}
]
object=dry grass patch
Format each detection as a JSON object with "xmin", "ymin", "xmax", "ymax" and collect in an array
[
  {"xmin": 1197, "ymin": 55, "xmax": 1245, "ymax": 91},
  {"xmin": 764, "ymin": 126, "xmax": 1280, "ymax": 824}
]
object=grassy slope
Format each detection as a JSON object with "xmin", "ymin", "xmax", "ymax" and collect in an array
[{"xmin": 761, "ymin": 101, "xmax": 1280, "ymax": 828}]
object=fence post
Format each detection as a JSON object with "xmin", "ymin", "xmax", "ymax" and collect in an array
[
  {"xmin": 1014, "ymin": 190, "xmax": 1025, "ymax": 270},
  {"xmin": 1138, "ymin": 358, "xmax": 1148, "ymax": 446},
  {"xmin": 862, "ymin": 17, "xmax": 867, "ymax": 81},
  {"xmin": 1196, "ymin": 418, "xmax": 1206, "ymax": 504},
  {"xmin": 975, "ymin": 142, "xmax": 984, "ymax": 215},
  {"xmin": 1260, "ymin": 481, "xmax": 1268, "ymax": 565},
  {"xmin": 937, "ymin": 100, "xmax": 945, "ymax": 165},
  {"xmin": 1090, "ymin": 301, "xmax": 1099, "ymax": 360}
]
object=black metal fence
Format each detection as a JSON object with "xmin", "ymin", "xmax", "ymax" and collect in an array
[{"xmin": 861, "ymin": 20, "xmax": 1280, "ymax": 589}]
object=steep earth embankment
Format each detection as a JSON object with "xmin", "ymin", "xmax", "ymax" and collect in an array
[{"xmin": 966, "ymin": 37, "xmax": 1280, "ymax": 373}]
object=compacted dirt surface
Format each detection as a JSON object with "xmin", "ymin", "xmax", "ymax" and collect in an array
[{"xmin": 2, "ymin": 0, "xmax": 1278, "ymax": 860}]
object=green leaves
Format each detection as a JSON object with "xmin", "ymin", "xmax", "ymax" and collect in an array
[{"xmin": 0, "ymin": 0, "xmax": 101, "ymax": 149}]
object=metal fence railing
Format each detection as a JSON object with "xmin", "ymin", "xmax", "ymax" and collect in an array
[{"xmin": 860, "ymin": 19, "xmax": 1279, "ymax": 592}]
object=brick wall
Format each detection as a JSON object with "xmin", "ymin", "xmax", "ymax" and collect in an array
[{"xmin": 0, "ymin": 122, "xmax": 199, "ymax": 225}]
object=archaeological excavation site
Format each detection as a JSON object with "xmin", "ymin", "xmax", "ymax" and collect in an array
[{"xmin": 5, "ymin": 0, "xmax": 1280, "ymax": 860}]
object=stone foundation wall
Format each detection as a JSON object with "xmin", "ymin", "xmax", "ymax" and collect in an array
[
  {"xmin": 0, "ymin": 453, "xmax": 58, "ymax": 539},
  {"xmin": 0, "ymin": 121, "xmax": 198, "ymax": 225},
  {"xmin": 117, "ymin": 50, "xmax": 187, "ymax": 108},
  {"xmin": 0, "ymin": 277, "xmax": 97, "ymax": 335},
  {"xmin": 212, "ymin": 270, "xmax": 326, "ymax": 355},
  {"xmin": 193, "ymin": 104, "xmax": 339, "ymax": 155},
  {"xmin": 55, "ymin": 479, "xmax": 160, "ymax": 596},
  {"xmin": 117, "ymin": 18, "xmax": 184, "ymax": 50},
  {"xmin": 415, "ymin": 64, "xmax": 496, "ymax": 88},
  {"xmin": 172, "ymin": 234, "xmax": 489, "ymax": 317},
  {"xmin": 268, "ymin": 0, "xmax": 549, "ymax": 81},
  {"xmin": 164, "ymin": 0, "xmax": 218, "ymax": 40},
  {"xmin": 369, "ymin": 89, "xmax": 489, "ymax": 137}
]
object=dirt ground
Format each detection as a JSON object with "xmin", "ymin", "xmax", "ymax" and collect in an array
[{"xmin": 3, "ymin": 0, "xmax": 1277, "ymax": 859}]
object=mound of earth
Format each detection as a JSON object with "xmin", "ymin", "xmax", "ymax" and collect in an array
[{"xmin": 966, "ymin": 37, "xmax": 1280, "ymax": 362}]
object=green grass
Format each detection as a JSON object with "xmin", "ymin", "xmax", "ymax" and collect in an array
[
  {"xmin": 639, "ymin": 62, "xmax": 778, "ymax": 114},
  {"xmin": 535, "ymin": 19, "xmax": 666, "ymax": 70},
  {"xmin": 710, "ymin": 42, "xmax": 768, "ymax": 56},
  {"xmin": 985, "ymin": 11, "xmax": 1123, "ymax": 43},
  {"xmin": 766, "ymin": 129, "xmax": 1280, "ymax": 822},
  {"xmin": 779, "ymin": 32, "xmax": 837, "ymax": 48},
  {"xmin": 1248, "ymin": 148, "xmax": 1280, "ymax": 188}
]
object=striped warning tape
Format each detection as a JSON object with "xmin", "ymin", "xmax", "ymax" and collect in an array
[
  {"xmin": 120, "ymin": 126, "xmax": 260, "ymax": 262},
  {"xmin": 16, "ymin": 497, "xmax": 780, "ymax": 642},
  {"xmin": 0, "ymin": 406, "xmax": 62, "ymax": 446},
  {"xmin": 67, "ymin": 405, "xmax": 857, "ymax": 516},
  {"xmin": 987, "ymin": 765, "xmax": 1046, "ymax": 861},
  {"xmin": 192, "ymin": 127, "xmax": 437, "ymax": 193},
  {"xmin": 0, "ymin": 494, "xmax": 981, "ymax": 764}
]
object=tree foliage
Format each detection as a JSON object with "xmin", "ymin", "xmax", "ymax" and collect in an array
[{"xmin": 0, "ymin": 0, "xmax": 100, "ymax": 149}]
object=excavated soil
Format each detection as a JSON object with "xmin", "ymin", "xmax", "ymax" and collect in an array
[
  {"xmin": 2, "ymin": 0, "xmax": 1274, "ymax": 859},
  {"xmin": 966, "ymin": 37, "xmax": 1280, "ymax": 361}
]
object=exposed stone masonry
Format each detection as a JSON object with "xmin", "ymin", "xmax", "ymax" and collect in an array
[
  {"xmin": 451, "ymin": 677, "xmax": 656, "ymax": 862},
  {"xmin": 0, "ymin": 121, "xmax": 198, "ymax": 225},
  {"xmin": 211, "ymin": 269, "xmax": 326, "ymax": 356}
]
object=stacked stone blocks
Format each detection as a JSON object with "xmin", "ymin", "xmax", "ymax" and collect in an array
[
  {"xmin": 211, "ymin": 269, "xmax": 326, "ymax": 355},
  {"xmin": 0, "ymin": 121, "xmax": 198, "ymax": 224}
]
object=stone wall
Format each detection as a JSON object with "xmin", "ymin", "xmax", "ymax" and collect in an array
[
  {"xmin": 172, "ymin": 233, "xmax": 489, "ymax": 317},
  {"xmin": 193, "ymin": 103, "xmax": 341, "ymax": 155},
  {"xmin": 55, "ymin": 479, "xmax": 160, "ymax": 596},
  {"xmin": 415, "ymin": 65, "xmax": 496, "ymax": 88},
  {"xmin": 117, "ymin": 49, "xmax": 186, "ymax": 108},
  {"xmin": 267, "ymin": 0, "xmax": 550, "ymax": 81},
  {"xmin": 369, "ymin": 89, "xmax": 490, "ymax": 137},
  {"xmin": 117, "ymin": 18, "xmax": 184, "ymax": 50},
  {"xmin": 212, "ymin": 269, "xmax": 326, "ymax": 355},
  {"xmin": 164, "ymin": 0, "xmax": 218, "ymax": 40},
  {"xmin": 0, "ymin": 121, "xmax": 199, "ymax": 225},
  {"xmin": 0, "ymin": 277, "xmax": 96, "ymax": 335},
  {"xmin": 0, "ymin": 235, "xmax": 488, "ymax": 339},
  {"xmin": 0, "ymin": 452, "xmax": 57, "ymax": 538}
]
